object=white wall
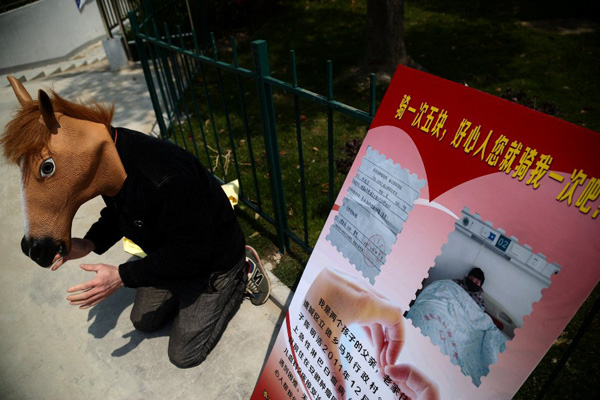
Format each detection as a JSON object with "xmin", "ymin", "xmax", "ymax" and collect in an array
[{"xmin": 0, "ymin": 0, "xmax": 105, "ymax": 73}]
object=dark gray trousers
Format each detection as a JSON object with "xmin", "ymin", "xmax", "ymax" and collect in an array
[{"xmin": 129, "ymin": 256, "xmax": 247, "ymax": 368}]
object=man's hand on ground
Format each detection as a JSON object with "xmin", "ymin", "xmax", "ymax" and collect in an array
[
  {"xmin": 51, "ymin": 238, "xmax": 95, "ymax": 271},
  {"xmin": 66, "ymin": 264, "xmax": 124, "ymax": 309}
]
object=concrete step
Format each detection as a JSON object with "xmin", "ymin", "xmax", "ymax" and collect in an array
[
  {"xmin": 1, "ymin": 47, "xmax": 109, "ymax": 87},
  {"xmin": 74, "ymin": 59, "xmax": 90, "ymax": 68},
  {"xmin": 265, "ymin": 266, "xmax": 293, "ymax": 311},
  {"xmin": 23, "ymin": 69, "xmax": 46, "ymax": 81},
  {"xmin": 0, "ymin": 73, "xmax": 25, "ymax": 86},
  {"xmin": 58, "ymin": 63, "xmax": 76, "ymax": 74}
]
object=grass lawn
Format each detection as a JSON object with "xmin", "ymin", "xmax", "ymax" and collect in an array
[{"xmin": 157, "ymin": 0, "xmax": 599, "ymax": 397}]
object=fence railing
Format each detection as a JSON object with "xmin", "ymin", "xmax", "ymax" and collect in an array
[
  {"xmin": 129, "ymin": 8, "xmax": 376, "ymax": 254},
  {"xmin": 96, "ymin": 0, "xmax": 136, "ymax": 60},
  {"xmin": 97, "ymin": 0, "xmax": 135, "ymax": 36}
]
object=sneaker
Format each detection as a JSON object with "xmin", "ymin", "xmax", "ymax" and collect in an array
[{"xmin": 245, "ymin": 245, "xmax": 271, "ymax": 305}]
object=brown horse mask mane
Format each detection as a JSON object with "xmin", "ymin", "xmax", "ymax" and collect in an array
[{"xmin": 1, "ymin": 77, "xmax": 127, "ymax": 267}]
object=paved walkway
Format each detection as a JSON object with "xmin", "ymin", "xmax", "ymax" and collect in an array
[{"xmin": 0, "ymin": 56, "xmax": 289, "ymax": 400}]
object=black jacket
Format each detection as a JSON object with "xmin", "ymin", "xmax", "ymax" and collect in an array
[{"xmin": 84, "ymin": 127, "xmax": 245, "ymax": 288}]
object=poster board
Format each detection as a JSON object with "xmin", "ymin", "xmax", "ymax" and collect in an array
[{"xmin": 252, "ymin": 65, "xmax": 600, "ymax": 400}]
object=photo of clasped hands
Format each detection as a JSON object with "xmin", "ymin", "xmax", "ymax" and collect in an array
[{"xmin": 304, "ymin": 267, "xmax": 440, "ymax": 400}]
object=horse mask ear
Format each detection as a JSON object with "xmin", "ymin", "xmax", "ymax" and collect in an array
[
  {"xmin": 38, "ymin": 89, "xmax": 60, "ymax": 133},
  {"xmin": 7, "ymin": 76, "xmax": 33, "ymax": 106}
]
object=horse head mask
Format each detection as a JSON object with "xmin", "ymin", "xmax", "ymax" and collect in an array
[{"xmin": 1, "ymin": 77, "xmax": 127, "ymax": 267}]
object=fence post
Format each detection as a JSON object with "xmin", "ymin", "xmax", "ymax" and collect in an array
[
  {"xmin": 96, "ymin": 0, "xmax": 113, "ymax": 39},
  {"xmin": 129, "ymin": 11, "xmax": 168, "ymax": 138},
  {"xmin": 110, "ymin": 0, "xmax": 132, "ymax": 60},
  {"xmin": 252, "ymin": 40, "xmax": 290, "ymax": 253}
]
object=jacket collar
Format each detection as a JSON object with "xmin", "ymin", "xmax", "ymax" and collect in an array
[{"xmin": 108, "ymin": 126, "xmax": 130, "ymax": 206}]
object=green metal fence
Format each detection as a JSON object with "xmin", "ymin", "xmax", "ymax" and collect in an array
[{"xmin": 129, "ymin": 8, "xmax": 376, "ymax": 254}]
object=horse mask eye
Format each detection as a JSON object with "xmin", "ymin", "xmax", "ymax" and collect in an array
[{"xmin": 40, "ymin": 158, "xmax": 55, "ymax": 177}]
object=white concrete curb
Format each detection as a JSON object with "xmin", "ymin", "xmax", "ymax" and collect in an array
[{"xmin": 264, "ymin": 263, "xmax": 294, "ymax": 311}]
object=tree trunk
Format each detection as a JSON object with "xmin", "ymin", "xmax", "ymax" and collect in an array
[{"xmin": 367, "ymin": 0, "xmax": 416, "ymax": 74}]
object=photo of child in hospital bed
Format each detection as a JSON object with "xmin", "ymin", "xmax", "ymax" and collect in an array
[
  {"xmin": 407, "ymin": 208, "xmax": 559, "ymax": 387},
  {"xmin": 407, "ymin": 271, "xmax": 507, "ymax": 387}
]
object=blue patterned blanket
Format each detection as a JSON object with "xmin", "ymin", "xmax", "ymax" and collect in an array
[{"xmin": 407, "ymin": 280, "xmax": 506, "ymax": 386}]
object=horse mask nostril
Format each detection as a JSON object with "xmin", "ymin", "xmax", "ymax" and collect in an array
[
  {"xmin": 21, "ymin": 236, "xmax": 29, "ymax": 256},
  {"xmin": 29, "ymin": 243, "xmax": 43, "ymax": 261},
  {"xmin": 23, "ymin": 238, "xmax": 60, "ymax": 268}
]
